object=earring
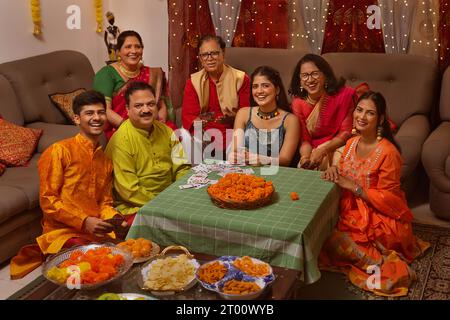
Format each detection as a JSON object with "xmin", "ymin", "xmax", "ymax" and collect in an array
[
  {"xmin": 300, "ymin": 86, "xmax": 303, "ymax": 93},
  {"xmin": 351, "ymin": 126, "xmax": 357, "ymax": 135},
  {"xmin": 377, "ymin": 125, "xmax": 383, "ymax": 141},
  {"xmin": 324, "ymin": 81, "xmax": 328, "ymax": 89}
]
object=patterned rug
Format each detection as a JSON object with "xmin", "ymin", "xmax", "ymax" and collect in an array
[{"xmin": 345, "ymin": 223, "xmax": 450, "ymax": 300}]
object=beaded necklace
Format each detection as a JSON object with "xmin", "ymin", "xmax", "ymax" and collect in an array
[{"xmin": 256, "ymin": 108, "xmax": 280, "ymax": 120}]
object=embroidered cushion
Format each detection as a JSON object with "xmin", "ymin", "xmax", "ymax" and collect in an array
[
  {"xmin": 49, "ymin": 88, "xmax": 86, "ymax": 124},
  {"xmin": 0, "ymin": 119, "xmax": 43, "ymax": 167}
]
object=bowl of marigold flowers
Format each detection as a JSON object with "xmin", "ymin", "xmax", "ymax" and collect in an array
[{"xmin": 207, "ymin": 173, "xmax": 275, "ymax": 209}]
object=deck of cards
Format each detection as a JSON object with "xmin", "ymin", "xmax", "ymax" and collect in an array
[{"xmin": 179, "ymin": 162, "xmax": 254, "ymax": 190}]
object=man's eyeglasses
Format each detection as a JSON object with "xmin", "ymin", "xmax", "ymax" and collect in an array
[
  {"xmin": 199, "ymin": 51, "xmax": 221, "ymax": 60},
  {"xmin": 300, "ymin": 71, "xmax": 321, "ymax": 81}
]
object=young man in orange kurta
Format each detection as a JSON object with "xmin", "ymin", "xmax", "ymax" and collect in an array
[{"xmin": 10, "ymin": 90, "xmax": 127, "ymax": 279}]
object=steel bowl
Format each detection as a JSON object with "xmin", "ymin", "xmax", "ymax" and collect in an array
[{"xmin": 42, "ymin": 243, "xmax": 133, "ymax": 290}]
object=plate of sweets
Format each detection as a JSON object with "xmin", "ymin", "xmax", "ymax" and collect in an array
[
  {"xmin": 217, "ymin": 275, "xmax": 266, "ymax": 300},
  {"xmin": 43, "ymin": 243, "xmax": 133, "ymax": 290},
  {"xmin": 138, "ymin": 246, "xmax": 200, "ymax": 296},
  {"xmin": 116, "ymin": 238, "xmax": 160, "ymax": 264},
  {"xmin": 196, "ymin": 255, "xmax": 275, "ymax": 300},
  {"xmin": 207, "ymin": 173, "xmax": 275, "ymax": 209}
]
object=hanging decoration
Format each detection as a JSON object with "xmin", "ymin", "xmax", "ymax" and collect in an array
[
  {"xmin": 94, "ymin": 0, "xmax": 103, "ymax": 33},
  {"xmin": 232, "ymin": 0, "xmax": 288, "ymax": 48},
  {"xmin": 30, "ymin": 0, "xmax": 42, "ymax": 36},
  {"xmin": 321, "ymin": 0, "xmax": 385, "ymax": 53}
]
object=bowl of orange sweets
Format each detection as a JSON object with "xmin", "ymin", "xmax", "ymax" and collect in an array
[
  {"xmin": 43, "ymin": 243, "xmax": 133, "ymax": 290},
  {"xmin": 207, "ymin": 173, "xmax": 275, "ymax": 210},
  {"xmin": 116, "ymin": 238, "xmax": 160, "ymax": 264},
  {"xmin": 196, "ymin": 255, "xmax": 274, "ymax": 300}
]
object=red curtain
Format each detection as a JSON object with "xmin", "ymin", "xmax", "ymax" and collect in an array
[
  {"xmin": 439, "ymin": 0, "xmax": 450, "ymax": 73},
  {"xmin": 168, "ymin": 1, "xmax": 215, "ymax": 113},
  {"xmin": 232, "ymin": 0, "xmax": 288, "ymax": 48},
  {"xmin": 321, "ymin": 0, "xmax": 385, "ymax": 54}
]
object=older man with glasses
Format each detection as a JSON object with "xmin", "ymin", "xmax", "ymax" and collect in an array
[{"xmin": 181, "ymin": 35, "xmax": 251, "ymax": 162}]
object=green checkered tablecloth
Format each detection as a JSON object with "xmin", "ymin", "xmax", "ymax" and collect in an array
[{"xmin": 127, "ymin": 166, "xmax": 340, "ymax": 284}]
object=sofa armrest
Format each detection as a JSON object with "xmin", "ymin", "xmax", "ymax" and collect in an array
[
  {"xmin": 394, "ymin": 114, "xmax": 430, "ymax": 179},
  {"xmin": 422, "ymin": 122, "xmax": 450, "ymax": 192}
]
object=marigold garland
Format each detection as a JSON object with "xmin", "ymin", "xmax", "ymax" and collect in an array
[
  {"xmin": 207, "ymin": 173, "xmax": 274, "ymax": 203},
  {"xmin": 30, "ymin": 0, "xmax": 41, "ymax": 36},
  {"xmin": 94, "ymin": 0, "xmax": 103, "ymax": 33}
]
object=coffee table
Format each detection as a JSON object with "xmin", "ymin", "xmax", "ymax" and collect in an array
[
  {"xmin": 128, "ymin": 166, "xmax": 339, "ymax": 284},
  {"xmin": 7, "ymin": 252, "xmax": 300, "ymax": 300}
]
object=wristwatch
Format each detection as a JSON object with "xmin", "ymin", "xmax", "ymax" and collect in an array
[{"xmin": 354, "ymin": 185, "xmax": 363, "ymax": 197}]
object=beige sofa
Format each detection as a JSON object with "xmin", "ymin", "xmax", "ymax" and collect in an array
[
  {"xmin": 422, "ymin": 67, "xmax": 450, "ymax": 220},
  {"xmin": 0, "ymin": 50, "xmax": 95, "ymax": 264},
  {"xmin": 225, "ymin": 48, "xmax": 439, "ymax": 200}
]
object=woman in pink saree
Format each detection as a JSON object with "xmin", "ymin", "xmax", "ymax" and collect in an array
[
  {"xmin": 289, "ymin": 54, "xmax": 356, "ymax": 170},
  {"xmin": 94, "ymin": 30, "xmax": 176, "ymax": 140}
]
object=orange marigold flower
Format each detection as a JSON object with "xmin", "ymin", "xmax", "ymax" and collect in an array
[{"xmin": 290, "ymin": 192, "xmax": 299, "ymax": 201}]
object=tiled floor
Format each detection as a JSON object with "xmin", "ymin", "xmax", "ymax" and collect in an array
[
  {"xmin": 0, "ymin": 265, "xmax": 42, "ymax": 300},
  {"xmin": 1, "ymin": 202, "xmax": 448, "ymax": 300}
]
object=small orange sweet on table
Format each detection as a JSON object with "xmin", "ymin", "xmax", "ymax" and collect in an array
[
  {"xmin": 117, "ymin": 238, "xmax": 153, "ymax": 259},
  {"xmin": 222, "ymin": 279, "xmax": 261, "ymax": 295},
  {"xmin": 232, "ymin": 256, "xmax": 271, "ymax": 277},
  {"xmin": 290, "ymin": 192, "xmax": 299, "ymax": 201},
  {"xmin": 198, "ymin": 261, "xmax": 228, "ymax": 284}
]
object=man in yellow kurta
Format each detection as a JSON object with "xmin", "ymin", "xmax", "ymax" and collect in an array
[
  {"xmin": 10, "ymin": 90, "xmax": 127, "ymax": 279},
  {"xmin": 105, "ymin": 81, "xmax": 190, "ymax": 216}
]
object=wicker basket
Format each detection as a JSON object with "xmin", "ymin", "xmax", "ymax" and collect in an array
[{"xmin": 207, "ymin": 186, "xmax": 275, "ymax": 210}]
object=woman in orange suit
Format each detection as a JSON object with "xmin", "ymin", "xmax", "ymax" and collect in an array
[{"xmin": 320, "ymin": 91, "xmax": 429, "ymax": 297}]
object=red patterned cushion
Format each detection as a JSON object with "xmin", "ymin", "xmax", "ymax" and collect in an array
[{"xmin": 0, "ymin": 119, "xmax": 43, "ymax": 167}]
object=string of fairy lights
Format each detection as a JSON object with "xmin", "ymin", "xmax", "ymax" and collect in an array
[
  {"xmin": 289, "ymin": 0, "xmax": 444, "ymax": 59},
  {"xmin": 167, "ymin": 0, "xmax": 448, "ymax": 69}
]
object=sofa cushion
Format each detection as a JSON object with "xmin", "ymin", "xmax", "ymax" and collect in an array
[
  {"xmin": 0, "ymin": 153, "xmax": 40, "ymax": 209},
  {"xmin": 0, "ymin": 50, "xmax": 94, "ymax": 125},
  {"xmin": 0, "ymin": 186, "xmax": 30, "ymax": 225},
  {"xmin": 26, "ymin": 122, "xmax": 79, "ymax": 153},
  {"xmin": 0, "ymin": 119, "xmax": 43, "ymax": 167},
  {"xmin": 49, "ymin": 88, "xmax": 86, "ymax": 124},
  {"xmin": 0, "ymin": 75, "xmax": 25, "ymax": 126},
  {"xmin": 322, "ymin": 52, "xmax": 438, "ymax": 126}
]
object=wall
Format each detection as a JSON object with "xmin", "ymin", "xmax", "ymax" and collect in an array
[
  {"xmin": 108, "ymin": 0, "xmax": 168, "ymax": 74},
  {"xmin": 0, "ymin": 0, "xmax": 111, "ymax": 71},
  {"xmin": 0, "ymin": 0, "xmax": 168, "ymax": 73}
]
